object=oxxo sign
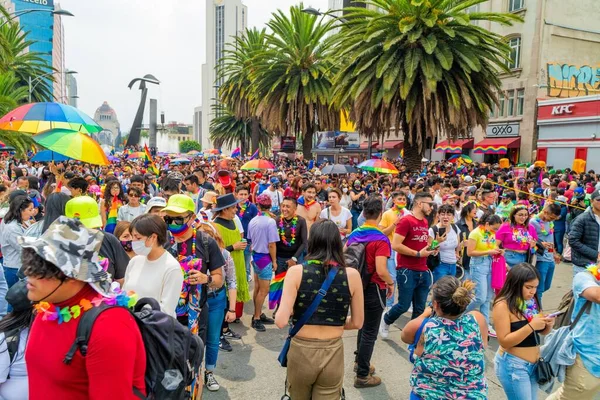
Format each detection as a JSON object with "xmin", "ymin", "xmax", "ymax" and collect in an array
[
  {"xmin": 550, "ymin": 104, "xmax": 574, "ymax": 115},
  {"xmin": 486, "ymin": 123, "xmax": 520, "ymax": 137}
]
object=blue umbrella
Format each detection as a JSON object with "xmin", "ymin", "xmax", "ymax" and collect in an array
[{"xmin": 31, "ymin": 150, "xmax": 71, "ymax": 162}]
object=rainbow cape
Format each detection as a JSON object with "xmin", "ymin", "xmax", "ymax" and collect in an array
[
  {"xmin": 105, "ymin": 196, "xmax": 119, "ymax": 234},
  {"xmin": 346, "ymin": 225, "xmax": 391, "ymax": 251},
  {"xmin": 252, "ymin": 251, "xmax": 271, "ymax": 270},
  {"xmin": 268, "ymin": 271, "xmax": 286, "ymax": 309}
]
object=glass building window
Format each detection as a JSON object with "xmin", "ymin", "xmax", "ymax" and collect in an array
[
  {"xmin": 507, "ymin": 90, "xmax": 515, "ymax": 116},
  {"xmin": 517, "ymin": 89, "xmax": 525, "ymax": 115},
  {"xmin": 498, "ymin": 92, "xmax": 505, "ymax": 117},
  {"xmin": 507, "ymin": 37, "xmax": 521, "ymax": 69},
  {"xmin": 509, "ymin": 0, "xmax": 525, "ymax": 12}
]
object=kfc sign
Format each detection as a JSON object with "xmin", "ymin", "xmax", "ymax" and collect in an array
[{"xmin": 551, "ymin": 105, "xmax": 574, "ymax": 115}]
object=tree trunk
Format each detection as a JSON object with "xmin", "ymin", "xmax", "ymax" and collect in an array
[
  {"xmin": 251, "ymin": 117, "xmax": 260, "ymax": 154},
  {"xmin": 302, "ymin": 130, "xmax": 313, "ymax": 160}
]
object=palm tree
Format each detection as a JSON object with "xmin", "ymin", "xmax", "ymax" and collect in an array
[
  {"xmin": 209, "ymin": 104, "xmax": 271, "ymax": 155},
  {"xmin": 218, "ymin": 28, "xmax": 267, "ymax": 154},
  {"xmin": 332, "ymin": 0, "xmax": 521, "ymax": 169},
  {"xmin": 249, "ymin": 4, "xmax": 339, "ymax": 159},
  {"xmin": 0, "ymin": 21, "xmax": 54, "ymax": 102},
  {"xmin": 0, "ymin": 72, "xmax": 35, "ymax": 155}
]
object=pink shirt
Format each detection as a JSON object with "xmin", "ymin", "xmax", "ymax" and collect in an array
[{"xmin": 495, "ymin": 222, "xmax": 538, "ymax": 251}]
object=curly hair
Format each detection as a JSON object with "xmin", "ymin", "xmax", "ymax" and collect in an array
[{"xmin": 22, "ymin": 248, "xmax": 66, "ymax": 280}]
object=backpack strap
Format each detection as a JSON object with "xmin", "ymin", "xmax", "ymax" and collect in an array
[
  {"xmin": 5, "ymin": 328, "xmax": 20, "ymax": 364},
  {"xmin": 64, "ymin": 303, "xmax": 114, "ymax": 365},
  {"xmin": 570, "ymin": 300, "xmax": 592, "ymax": 330},
  {"xmin": 288, "ymin": 266, "xmax": 339, "ymax": 338}
]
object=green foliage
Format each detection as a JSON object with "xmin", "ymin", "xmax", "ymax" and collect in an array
[
  {"xmin": 179, "ymin": 140, "xmax": 202, "ymax": 153},
  {"xmin": 209, "ymin": 104, "xmax": 271, "ymax": 153},
  {"xmin": 331, "ymin": 0, "xmax": 521, "ymax": 167}
]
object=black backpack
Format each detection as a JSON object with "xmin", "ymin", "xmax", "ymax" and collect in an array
[
  {"xmin": 344, "ymin": 242, "xmax": 371, "ymax": 290},
  {"xmin": 64, "ymin": 297, "xmax": 204, "ymax": 400},
  {"xmin": 426, "ymin": 224, "xmax": 460, "ymax": 271}
]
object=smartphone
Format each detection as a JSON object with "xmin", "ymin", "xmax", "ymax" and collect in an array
[
  {"xmin": 545, "ymin": 310, "xmax": 565, "ymax": 318},
  {"xmin": 438, "ymin": 227, "xmax": 447, "ymax": 237}
]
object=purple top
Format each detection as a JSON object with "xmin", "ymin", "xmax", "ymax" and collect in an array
[
  {"xmin": 247, "ymin": 215, "xmax": 280, "ymax": 254},
  {"xmin": 495, "ymin": 222, "xmax": 538, "ymax": 251}
]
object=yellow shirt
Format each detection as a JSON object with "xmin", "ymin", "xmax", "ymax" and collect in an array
[
  {"xmin": 468, "ymin": 227, "xmax": 498, "ymax": 252},
  {"xmin": 380, "ymin": 208, "xmax": 410, "ymax": 241}
]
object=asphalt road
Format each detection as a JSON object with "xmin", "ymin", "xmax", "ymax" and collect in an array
[{"xmin": 202, "ymin": 262, "xmax": 593, "ymax": 400}]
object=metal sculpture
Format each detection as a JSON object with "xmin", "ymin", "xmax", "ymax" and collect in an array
[{"xmin": 126, "ymin": 74, "xmax": 160, "ymax": 147}]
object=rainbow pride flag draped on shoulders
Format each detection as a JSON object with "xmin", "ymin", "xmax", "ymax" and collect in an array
[
  {"xmin": 346, "ymin": 224, "xmax": 391, "ymax": 251},
  {"xmin": 105, "ymin": 196, "xmax": 120, "ymax": 234},
  {"xmin": 269, "ymin": 271, "xmax": 286, "ymax": 310}
]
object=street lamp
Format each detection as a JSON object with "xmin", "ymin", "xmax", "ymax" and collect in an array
[
  {"xmin": 0, "ymin": 8, "xmax": 74, "ymax": 29},
  {"xmin": 29, "ymin": 70, "xmax": 77, "ymax": 103}
]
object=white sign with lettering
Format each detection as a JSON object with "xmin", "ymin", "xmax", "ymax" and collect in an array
[
  {"xmin": 486, "ymin": 123, "xmax": 520, "ymax": 137},
  {"xmin": 551, "ymin": 105, "xmax": 574, "ymax": 115}
]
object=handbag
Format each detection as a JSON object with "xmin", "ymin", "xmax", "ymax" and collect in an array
[
  {"xmin": 278, "ymin": 265, "xmax": 339, "ymax": 367},
  {"xmin": 490, "ymin": 254, "xmax": 507, "ymax": 291}
]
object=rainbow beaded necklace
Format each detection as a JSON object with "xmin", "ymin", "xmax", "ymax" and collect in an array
[{"xmin": 278, "ymin": 216, "xmax": 298, "ymax": 246}]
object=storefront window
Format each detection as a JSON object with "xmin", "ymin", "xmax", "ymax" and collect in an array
[
  {"xmin": 507, "ymin": 37, "xmax": 521, "ymax": 69},
  {"xmin": 507, "ymin": 90, "xmax": 515, "ymax": 116},
  {"xmin": 498, "ymin": 92, "xmax": 505, "ymax": 117},
  {"xmin": 517, "ymin": 89, "xmax": 525, "ymax": 115}
]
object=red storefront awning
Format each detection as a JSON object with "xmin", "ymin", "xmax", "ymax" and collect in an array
[
  {"xmin": 381, "ymin": 140, "xmax": 403, "ymax": 150},
  {"xmin": 435, "ymin": 138, "xmax": 474, "ymax": 153},
  {"xmin": 360, "ymin": 141, "xmax": 379, "ymax": 149},
  {"xmin": 473, "ymin": 137, "xmax": 521, "ymax": 154}
]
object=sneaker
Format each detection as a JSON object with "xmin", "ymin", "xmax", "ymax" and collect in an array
[
  {"xmin": 379, "ymin": 314, "xmax": 390, "ymax": 339},
  {"xmin": 407, "ymin": 305, "xmax": 413, "ymax": 314},
  {"xmin": 219, "ymin": 336, "xmax": 232, "ymax": 352},
  {"xmin": 259, "ymin": 313, "xmax": 275, "ymax": 325},
  {"xmin": 488, "ymin": 326, "xmax": 497, "ymax": 338},
  {"xmin": 353, "ymin": 362, "xmax": 376, "ymax": 375},
  {"xmin": 205, "ymin": 371, "xmax": 220, "ymax": 391},
  {"xmin": 252, "ymin": 318, "xmax": 266, "ymax": 332},
  {"xmin": 354, "ymin": 375, "xmax": 382, "ymax": 388},
  {"xmin": 222, "ymin": 328, "xmax": 242, "ymax": 340}
]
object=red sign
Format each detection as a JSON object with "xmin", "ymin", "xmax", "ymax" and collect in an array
[{"xmin": 538, "ymin": 99, "xmax": 600, "ymax": 122}]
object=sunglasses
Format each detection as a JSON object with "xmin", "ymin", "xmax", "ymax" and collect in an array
[
  {"xmin": 128, "ymin": 193, "xmax": 140, "ymax": 198},
  {"xmin": 164, "ymin": 216, "xmax": 187, "ymax": 225}
]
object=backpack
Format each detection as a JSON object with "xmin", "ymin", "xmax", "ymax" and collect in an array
[
  {"xmin": 64, "ymin": 297, "xmax": 204, "ymax": 400},
  {"xmin": 555, "ymin": 289, "xmax": 591, "ymax": 328},
  {"xmin": 427, "ymin": 224, "xmax": 460, "ymax": 271},
  {"xmin": 344, "ymin": 242, "xmax": 370, "ymax": 291}
]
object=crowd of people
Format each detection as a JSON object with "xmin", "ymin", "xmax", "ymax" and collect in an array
[{"xmin": 0, "ymin": 151, "xmax": 597, "ymax": 399}]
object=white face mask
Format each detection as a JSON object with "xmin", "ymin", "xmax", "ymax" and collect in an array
[
  {"xmin": 132, "ymin": 239, "xmax": 152, "ymax": 256},
  {"xmin": 342, "ymin": 188, "xmax": 348, "ymax": 194}
]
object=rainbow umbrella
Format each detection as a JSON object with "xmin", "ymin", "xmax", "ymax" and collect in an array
[
  {"xmin": 357, "ymin": 159, "xmax": 399, "ymax": 174},
  {"xmin": 32, "ymin": 129, "xmax": 109, "ymax": 166},
  {"xmin": 127, "ymin": 152, "xmax": 146, "ymax": 160},
  {"xmin": 241, "ymin": 159, "xmax": 275, "ymax": 170},
  {"xmin": 204, "ymin": 149, "xmax": 220, "ymax": 155},
  {"xmin": 448, "ymin": 154, "xmax": 473, "ymax": 164},
  {"xmin": 0, "ymin": 102, "xmax": 102, "ymax": 135}
]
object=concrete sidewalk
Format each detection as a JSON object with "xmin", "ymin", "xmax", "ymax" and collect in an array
[{"xmin": 203, "ymin": 262, "xmax": 586, "ymax": 399}]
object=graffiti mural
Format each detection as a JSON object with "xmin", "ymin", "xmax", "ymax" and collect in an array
[{"xmin": 547, "ymin": 63, "xmax": 600, "ymax": 97}]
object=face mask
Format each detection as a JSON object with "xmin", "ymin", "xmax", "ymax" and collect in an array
[
  {"xmin": 132, "ymin": 239, "xmax": 152, "ymax": 256},
  {"xmin": 168, "ymin": 222, "xmax": 190, "ymax": 237},
  {"xmin": 120, "ymin": 240, "xmax": 133, "ymax": 252},
  {"xmin": 342, "ymin": 188, "xmax": 348, "ymax": 194}
]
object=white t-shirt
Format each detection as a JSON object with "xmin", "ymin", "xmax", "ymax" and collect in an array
[
  {"xmin": 122, "ymin": 251, "xmax": 184, "ymax": 317},
  {"xmin": 320, "ymin": 206, "xmax": 352, "ymax": 238},
  {"xmin": 0, "ymin": 328, "xmax": 29, "ymax": 400},
  {"xmin": 117, "ymin": 204, "xmax": 147, "ymax": 222},
  {"xmin": 263, "ymin": 189, "xmax": 283, "ymax": 213},
  {"xmin": 429, "ymin": 224, "xmax": 459, "ymax": 264}
]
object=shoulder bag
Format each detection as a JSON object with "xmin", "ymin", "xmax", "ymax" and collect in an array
[{"xmin": 278, "ymin": 265, "xmax": 339, "ymax": 367}]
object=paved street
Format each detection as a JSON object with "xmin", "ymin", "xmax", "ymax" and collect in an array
[{"xmin": 202, "ymin": 262, "xmax": 591, "ymax": 399}]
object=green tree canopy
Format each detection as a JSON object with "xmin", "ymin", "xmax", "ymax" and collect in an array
[{"xmin": 179, "ymin": 140, "xmax": 202, "ymax": 153}]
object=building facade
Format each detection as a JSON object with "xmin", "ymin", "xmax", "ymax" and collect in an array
[
  {"xmin": 464, "ymin": 0, "xmax": 600, "ymax": 165},
  {"xmin": 93, "ymin": 102, "xmax": 120, "ymax": 147},
  {"xmin": 1, "ymin": 0, "xmax": 68, "ymax": 102},
  {"xmin": 193, "ymin": 106, "xmax": 202, "ymax": 145},
  {"xmin": 199, "ymin": 0, "xmax": 247, "ymax": 151},
  {"xmin": 66, "ymin": 68, "xmax": 77, "ymax": 107}
]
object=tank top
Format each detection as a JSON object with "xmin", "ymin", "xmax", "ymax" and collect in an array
[
  {"xmin": 510, "ymin": 320, "xmax": 542, "ymax": 347},
  {"xmin": 292, "ymin": 262, "xmax": 351, "ymax": 327}
]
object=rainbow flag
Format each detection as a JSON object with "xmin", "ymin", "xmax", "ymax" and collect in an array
[
  {"xmin": 231, "ymin": 147, "xmax": 241, "ymax": 158},
  {"xmin": 346, "ymin": 224, "xmax": 391, "ymax": 251},
  {"xmin": 250, "ymin": 148, "xmax": 259, "ymax": 160},
  {"xmin": 105, "ymin": 196, "xmax": 119, "ymax": 234},
  {"xmin": 268, "ymin": 271, "xmax": 286, "ymax": 309},
  {"xmin": 252, "ymin": 251, "xmax": 271, "ymax": 270},
  {"xmin": 144, "ymin": 144, "xmax": 159, "ymax": 176}
]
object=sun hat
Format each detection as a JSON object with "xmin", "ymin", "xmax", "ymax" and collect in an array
[
  {"xmin": 213, "ymin": 193, "xmax": 242, "ymax": 212},
  {"xmin": 256, "ymin": 194, "xmax": 272, "ymax": 208},
  {"xmin": 18, "ymin": 217, "xmax": 112, "ymax": 296},
  {"xmin": 162, "ymin": 194, "xmax": 195, "ymax": 214},
  {"xmin": 145, "ymin": 196, "xmax": 167, "ymax": 213},
  {"xmin": 542, "ymin": 178, "xmax": 551, "ymax": 186},
  {"xmin": 65, "ymin": 196, "xmax": 103, "ymax": 229},
  {"xmin": 200, "ymin": 191, "xmax": 218, "ymax": 204}
]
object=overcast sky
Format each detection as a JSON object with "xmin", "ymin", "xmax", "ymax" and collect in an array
[{"xmin": 59, "ymin": 0, "xmax": 329, "ymax": 133}]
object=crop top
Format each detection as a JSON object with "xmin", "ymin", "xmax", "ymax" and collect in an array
[
  {"xmin": 292, "ymin": 263, "xmax": 351, "ymax": 326},
  {"xmin": 510, "ymin": 320, "xmax": 542, "ymax": 347}
]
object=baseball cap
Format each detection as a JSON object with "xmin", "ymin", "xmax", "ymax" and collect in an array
[
  {"xmin": 270, "ymin": 177, "xmax": 280, "ymax": 185},
  {"xmin": 463, "ymin": 176, "xmax": 473, "ymax": 183},
  {"xmin": 542, "ymin": 178, "xmax": 551, "ymax": 186},
  {"xmin": 65, "ymin": 196, "xmax": 103, "ymax": 229},
  {"xmin": 162, "ymin": 194, "xmax": 195, "ymax": 214},
  {"xmin": 145, "ymin": 196, "xmax": 167, "ymax": 213},
  {"xmin": 314, "ymin": 170, "xmax": 322, "ymax": 176},
  {"xmin": 591, "ymin": 190, "xmax": 600, "ymax": 201}
]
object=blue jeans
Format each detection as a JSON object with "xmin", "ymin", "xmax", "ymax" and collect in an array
[
  {"xmin": 494, "ymin": 351, "xmax": 538, "ymax": 400},
  {"xmin": 554, "ymin": 228, "xmax": 566, "ymax": 255},
  {"xmin": 535, "ymin": 260, "xmax": 555, "ymax": 304},
  {"xmin": 504, "ymin": 251, "xmax": 527, "ymax": 269},
  {"xmin": 465, "ymin": 256, "xmax": 493, "ymax": 324},
  {"xmin": 350, "ymin": 209, "xmax": 361, "ymax": 230},
  {"xmin": 573, "ymin": 265, "xmax": 586, "ymax": 277},
  {"xmin": 384, "ymin": 268, "xmax": 432, "ymax": 325},
  {"xmin": 3, "ymin": 267, "xmax": 18, "ymax": 289},
  {"xmin": 432, "ymin": 262, "xmax": 456, "ymax": 283},
  {"xmin": 244, "ymin": 247, "xmax": 252, "ymax": 278},
  {"xmin": 205, "ymin": 288, "xmax": 227, "ymax": 371},
  {"xmin": 0, "ymin": 264, "xmax": 8, "ymax": 317},
  {"xmin": 385, "ymin": 251, "xmax": 397, "ymax": 308}
]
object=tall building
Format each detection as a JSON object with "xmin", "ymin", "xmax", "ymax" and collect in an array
[
  {"xmin": 193, "ymin": 105, "xmax": 202, "ymax": 146},
  {"xmin": 1, "ymin": 0, "xmax": 68, "ymax": 102},
  {"xmin": 94, "ymin": 102, "xmax": 120, "ymax": 147},
  {"xmin": 199, "ymin": 0, "xmax": 247, "ymax": 151},
  {"xmin": 66, "ymin": 68, "xmax": 77, "ymax": 107}
]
